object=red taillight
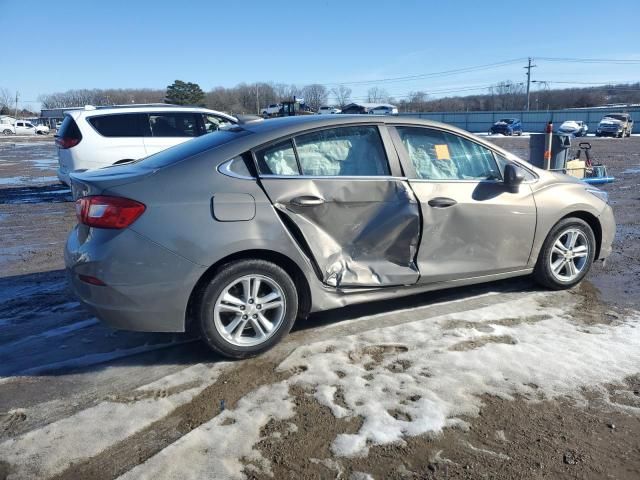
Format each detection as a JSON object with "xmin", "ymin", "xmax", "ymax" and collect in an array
[
  {"xmin": 78, "ymin": 274, "xmax": 106, "ymax": 286},
  {"xmin": 75, "ymin": 196, "xmax": 146, "ymax": 229},
  {"xmin": 55, "ymin": 136, "xmax": 81, "ymax": 149}
]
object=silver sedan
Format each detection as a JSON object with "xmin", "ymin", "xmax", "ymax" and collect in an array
[{"xmin": 65, "ymin": 115, "xmax": 615, "ymax": 358}]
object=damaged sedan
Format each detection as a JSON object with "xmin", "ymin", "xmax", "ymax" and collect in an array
[{"xmin": 65, "ymin": 116, "xmax": 615, "ymax": 358}]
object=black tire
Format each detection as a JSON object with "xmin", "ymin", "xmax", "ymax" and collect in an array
[
  {"xmin": 198, "ymin": 259, "xmax": 298, "ymax": 359},
  {"xmin": 2, "ymin": 129, "xmax": 13, "ymax": 135},
  {"xmin": 534, "ymin": 217, "xmax": 596, "ymax": 290}
]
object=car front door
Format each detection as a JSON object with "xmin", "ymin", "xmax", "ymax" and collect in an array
[
  {"xmin": 256, "ymin": 124, "xmax": 421, "ymax": 288},
  {"xmin": 391, "ymin": 125, "xmax": 536, "ymax": 283}
]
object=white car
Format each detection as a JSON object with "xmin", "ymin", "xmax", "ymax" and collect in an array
[
  {"xmin": 558, "ymin": 120, "xmax": 588, "ymax": 137},
  {"xmin": 14, "ymin": 120, "xmax": 38, "ymax": 135},
  {"xmin": 368, "ymin": 105, "xmax": 399, "ymax": 115},
  {"xmin": 317, "ymin": 106, "xmax": 341, "ymax": 115},
  {"xmin": 261, "ymin": 104, "xmax": 282, "ymax": 116},
  {"xmin": 56, "ymin": 105, "xmax": 237, "ymax": 185},
  {"xmin": 35, "ymin": 123, "xmax": 50, "ymax": 135}
]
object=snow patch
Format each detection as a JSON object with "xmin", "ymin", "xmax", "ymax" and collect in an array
[
  {"xmin": 277, "ymin": 293, "xmax": 640, "ymax": 457},
  {"xmin": 0, "ymin": 362, "xmax": 225, "ymax": 479},
  {"xmin": 118, "ymin": 382, "xmax": 295, "ymax": 480},
  {"xmin": 122, "ymin": 293, "xmax": 640, "ymax": 478}
]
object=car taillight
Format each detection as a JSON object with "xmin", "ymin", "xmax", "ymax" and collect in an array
[
  {"xmin": 75, "ymin": 196, "xmax": 146, "ymax": 229},
  {"xmin": 55, "ymin": 136, "xmax": 81, "ymax": 149}
]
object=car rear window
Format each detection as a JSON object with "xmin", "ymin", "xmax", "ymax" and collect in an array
[
  {"xmin": 136, "ymin": 127, "xmax": 252, "ymax": 169},
  {"xmin": 57, "ymin": 115, "xmax": 82, "ymax": 140},
  {"xmin": 89, "ymin": 113, "xmax": 148, "ymax": 137}
]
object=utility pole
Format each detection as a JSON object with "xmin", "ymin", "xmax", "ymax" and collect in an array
[
  {"xmin": 524, "ymin": 57, "xmax": 536, "ymax": 111},
  {"xmin": 256, "ymin": 83, "xmax": 259, "ymax": 115},
  {"xmin": 14, "ymin": 91, "xmax": 19, "ymax": 119}
]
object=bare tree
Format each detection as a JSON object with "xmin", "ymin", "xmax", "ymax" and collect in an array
[
  {"xmin": 0, "ymin": 88, "xmax": 13, "ymax": 115},
  {"xmin": 0, "ymin": 88, "xmax": 13, "ymax": 112},
  {"xmin": 302, "ymin": 84, "xmax": 328, "ymax": 112},
  {"xmin": 331, "ymin": 85, "xmax": 352, "ymax": 108},
  {"xmin": 366, "ymin": 86, "xmax": 389, "ymax": 103}
]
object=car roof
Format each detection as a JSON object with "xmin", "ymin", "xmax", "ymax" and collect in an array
[
  {"xmin": 238, "ymin": 114, "xmax": 494, "ymax": 146},
  {"xmin": 66, "ymin": 105, "xmax": 236, "ymax": 121}
]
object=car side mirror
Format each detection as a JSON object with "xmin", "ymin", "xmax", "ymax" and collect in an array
[{"xmin": 504, "ymin": 163, "xmax": 525, "ymax": 193}]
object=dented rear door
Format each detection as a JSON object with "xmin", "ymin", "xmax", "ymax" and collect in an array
[{"xmin": 255, "ymin": 125, "xmax": 421, "ymax": 288}]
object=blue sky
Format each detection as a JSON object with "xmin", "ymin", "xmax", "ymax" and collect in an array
[{"xmin": 2, "ymin": 0, "xmax": 639, "ymax": 109}]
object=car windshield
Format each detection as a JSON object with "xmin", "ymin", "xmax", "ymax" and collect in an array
[
  {"xmin": 135, "ymin": 127, "xmax": 251, "ymax": 169},
  {"xmin": 498, "ymin": 119, "xmax": 514, "ymax": 124},
  {"xmin": 604, "ymin": 115, "xmax": 626, "ymax": 122}
]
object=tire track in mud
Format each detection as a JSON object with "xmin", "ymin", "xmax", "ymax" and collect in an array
[{"xmin": 50, "ymin": 357, "xmax": 290, "ymax": 480}]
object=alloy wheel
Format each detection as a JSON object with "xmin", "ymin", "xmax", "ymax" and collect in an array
[
  {"xmin": 549, "ymin": 228, "xmax": 590, "ymax": 282},
  {"xmin": 213, "ymin": 274, "xmax": 286, "ymax": 347}
]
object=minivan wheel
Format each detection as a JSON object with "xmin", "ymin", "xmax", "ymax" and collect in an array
[
  {"xmin": 198, "ymin": 259, "xmax": 298, "ymax": 359},
  {"xmin": 534, "ymin": 217, "xmax": 596, "ymax": 290}
]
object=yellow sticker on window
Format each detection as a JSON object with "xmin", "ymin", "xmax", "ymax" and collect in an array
[{"xmin": 434, "ymin": 144, "xmax": 451, "ymax": 160}]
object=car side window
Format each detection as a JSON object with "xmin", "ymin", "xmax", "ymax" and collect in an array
[
  {"xmin": 396, "ymin": 127, "xmax": 500, "ymax": 180},
  {"xmin": 294, "ymin": 126, "xmax": 390, "ymax": 176},
  {"xmin": 256, "ymin": 139, "xmax": 300, "ymax": 176},
  {"xmin": 89, "ymin": 114, "xmax": 147, "ymax": 137},
  {"xmin": 202, "ymin": 114, "xmax": 233, "ymax": 133},
  {"xmin": 149, "ymin": 113, "xmax": 199, "ymax": 137}
]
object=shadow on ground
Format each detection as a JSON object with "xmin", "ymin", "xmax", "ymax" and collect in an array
[{"xmin": 0, "ymin": 267, "xmax": 540, "ymax": 380}]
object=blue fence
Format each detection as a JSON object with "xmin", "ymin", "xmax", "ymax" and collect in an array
[{"xmin": 399, "ymin": 106, "xmax": 640, "ymax": 133}]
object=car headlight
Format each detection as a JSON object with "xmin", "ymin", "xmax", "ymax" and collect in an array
[{"xmin": 586, "ymin": 187, "xmax": 608, "ymax": 204}]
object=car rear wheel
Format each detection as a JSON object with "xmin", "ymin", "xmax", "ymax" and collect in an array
[
  {"xmin": 2, "ymin": 129, "xmax": 13, "ymax": 135},
  {"xmin": 198, "ymin": 259, "xmax": 298, "ymax": 359},
  {"xmin": 534, "ymin": 217, "xmax": 596, "ymax": 290}
]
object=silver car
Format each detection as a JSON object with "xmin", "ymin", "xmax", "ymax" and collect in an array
[{"xmin": 65, "ymin": 116, "xmax": 615, "ymax": 358}]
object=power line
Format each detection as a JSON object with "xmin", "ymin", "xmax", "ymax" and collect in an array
[
  {"xmin": 319, "ymin": 58, "xmax": 527, "ymax": 87},
  {"xmin": 537, "ymin": 56, "xmax": 640, "ymax": 64}
]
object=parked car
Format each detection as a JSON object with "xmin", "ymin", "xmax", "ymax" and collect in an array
[
  {"xmin": 261, "ymin": 104, "xmax": 282, "ymax": 116},
  {"xmin": 65, "ymin": 116, "xmax": 615, "ymax": 358},
  {"xmin": 14, "ymin": 120, "xmax": 38, "ymax": 135},
  {"xmin": 317, "ymin": 106, "xmax": 341, "ymax": 115},
  {"xmin": 368, "ymin": 105, "xmax": 398, "ymax": 115},
  {"xmin": 35, "ymin": 123, "xmax": 50, "ymax": 135},
  {"xmin": 595, "ymin": 113, "xmax": 633, "ymax": 138},
  {"xmin": 558, "ymin": 120, "xmax": 588, "ymax": 137},
  {"xmin": 489, "ymin": 118, "xmax": 523, "ymax": 136},
  {"xmin": 56, "ymin": 105, "xmax": 237, "ymax": 185},
  {"xmin": 1, "ymin": 124, "xmax": 15, "ymax": 135}
]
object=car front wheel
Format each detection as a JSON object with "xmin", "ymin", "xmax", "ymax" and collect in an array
[
  {"xmin": 534, "ymin": 218, "xmax": 596, "ymax": 290},
  {"xmin": 198, "ymin": 259, "xmax": 298, "ymax": 359}
]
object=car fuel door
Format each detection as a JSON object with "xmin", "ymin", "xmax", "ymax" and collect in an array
[{"xmin": 255, "ymin": 125, "xmax": 421, "ymax": 288}]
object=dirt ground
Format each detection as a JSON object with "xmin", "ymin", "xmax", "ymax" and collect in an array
[{"xmin": 0, "ymin": 134, "xmax": 639, "ymax": 480}]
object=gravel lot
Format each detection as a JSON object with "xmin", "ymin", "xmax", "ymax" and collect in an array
[{"xmin": 0, "ymin": 134, "xmax": 638, "ymax": 480}]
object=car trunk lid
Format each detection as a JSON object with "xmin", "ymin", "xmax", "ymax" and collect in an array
[{"xmin": 70, "ymin": 163, "xmax": 155, "ymax": 199}]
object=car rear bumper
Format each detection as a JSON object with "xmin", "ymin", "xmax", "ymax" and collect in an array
[
  {"xmin": 65, "ymin": 225, "xmax": 205, "ymax": 332},
  {"xmin": 57, "ymin": 167, "xmax": 71, "ymax": 186}
]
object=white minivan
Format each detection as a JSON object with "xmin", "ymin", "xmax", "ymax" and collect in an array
[{"xmin": 56, "ymin": 104, "xmax": 237, "ymax": 185}]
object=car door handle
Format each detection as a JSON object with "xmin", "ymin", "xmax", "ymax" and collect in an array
[
  {"xmin": 290, "ymin": 196, "xmax": 325, "ymax": 207},
  {"xmin": 428, "ymin": 197, "xmax": 457, "ymax": 208}
]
